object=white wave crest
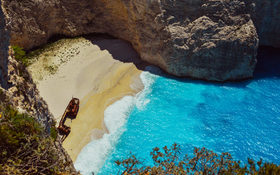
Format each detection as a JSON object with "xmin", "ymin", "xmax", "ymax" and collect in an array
[{"xmin": 74, "ymin": 67, "xmax": 159, "ymax": 175}]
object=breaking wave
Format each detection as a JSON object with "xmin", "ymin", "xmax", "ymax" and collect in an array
[{"xmin": 74, "ymin": 67, "xmax": 158, "ymax": 175}]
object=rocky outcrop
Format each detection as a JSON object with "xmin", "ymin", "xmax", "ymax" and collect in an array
[{"xmin": 0, "ymin": 0, "xmax": 278, "ymax": 81}]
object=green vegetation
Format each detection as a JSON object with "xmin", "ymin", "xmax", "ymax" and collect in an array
[
  {"xmin": 50, "ymin": 123, "xmax": 58, "ymax": 141},
  {"xmin": 11, "ymin": 46, "xmax": 30, "ymax": 67},
  {"xmin": 0, "ymin": 88, "xmax": 3, "ymax": 97},
  {"xmin": 12, "ymin": 37, "xmax": 82, "ymax": 78},
  {"xmin": 116, "ymin": 143, "xmax": 280, "ymax": 175},
  {"xmin": 0, "ymin": 104, "xmax": 70, "ymax": 174}
]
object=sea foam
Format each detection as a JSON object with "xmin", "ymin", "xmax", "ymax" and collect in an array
[{"xmin": 74, "ymin": 67, "xmax": 158, "ymax": 175}]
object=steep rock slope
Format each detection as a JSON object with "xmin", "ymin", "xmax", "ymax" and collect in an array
[
  {"xmin": 0, "ymin": 47, "xmax": 78, "ymax": 174},
  {"xmin": 1, "ymin": 3, "xmax": 77, "ymax": 173},
  {"xmin": 1, "ymin": 1, "xmax": 52, "ymax": 130},
  {"xmin": 0, "ymin": 1, "xmax": 9, "ymax": 88},
  {"xmin": 1, "ymin": 0, "xmax": 279, "ymax": 81}
]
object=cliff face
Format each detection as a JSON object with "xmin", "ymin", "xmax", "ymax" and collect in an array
[
  {"xmin": 1, "ymin": 2, "xmax": 76, "ymax": 173},
  {"xmin": 0, "ymin": 45, "xmax": 78, "ymax": 175},
  {"xmin": 1, "ymin": 0, "xmax": 52, "ymax": 131},
  {"xmin": 155, "ymin": 0, "xmax": 258, "ymax": 80},
  {"xmin": 0, "ymin": 1, "xmax": 9, "ymax": 88},
  {"xmin": 252, "ymin": 0, "xmax": 280, "ymax": 47},
  {"xmin": 1, "ymin": 0, "xmax": 279, "ymax": 81}
]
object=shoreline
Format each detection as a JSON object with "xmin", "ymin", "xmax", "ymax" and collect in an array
[
  {"xmin": 27, "ymin": 36, "xmax": 144, "ymax": 162},
  {"xmin": 63, "ymin": 64, "xmax": 143, "ymax": 162},
  {"xmin": 74, "ymin": 69, "xmax": 159, "ymax": 174}
]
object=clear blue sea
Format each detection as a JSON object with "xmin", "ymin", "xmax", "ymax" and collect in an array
[{"xmin": 75, "ymin": 48, "xmax": 280, "ymax": 175}]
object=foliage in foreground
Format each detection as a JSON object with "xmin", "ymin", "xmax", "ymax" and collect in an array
[
  {"xmin": 116, "ymin": 143, "xmax": 280, "ymax": 175},
  {"xmin": 0, "ymin": 104, "xmax": 69, "ymax": 175}
]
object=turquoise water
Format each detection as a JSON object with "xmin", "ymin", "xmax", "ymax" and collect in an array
[{"xmin": 75, "ymin": 48, "xmax": 280, "ymax": 174}]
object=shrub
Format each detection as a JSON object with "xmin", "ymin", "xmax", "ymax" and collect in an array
[
  {"xmin": 116, "ymin": 143, "xmax": 280, "ymax": 175},
  {"xmin": 0, "ymin": 104, "xmax": 70, "ymax": 174},
  {"xmin": 11, "ymin": 45, "xmax": 30, "ymax": 66},
  {"xmin": 50, "ymin": 124, "xmax": 58, "ymax": 141}
]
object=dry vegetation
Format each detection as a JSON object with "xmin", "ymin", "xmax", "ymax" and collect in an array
[{"xmin": 116, "ymin": 143, "xmax": 280, "ymax": 175}]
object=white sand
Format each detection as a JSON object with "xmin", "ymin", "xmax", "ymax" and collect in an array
[{"xmin": 28, "ymin": 37, "xmax": 143, "ymax": 161}]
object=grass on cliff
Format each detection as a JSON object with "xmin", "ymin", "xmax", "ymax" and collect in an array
[{"xmin": 0, "ymin": 104, "xmax": 71, "ymax": 175}]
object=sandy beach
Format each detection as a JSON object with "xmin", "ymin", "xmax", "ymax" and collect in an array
[{"xmin": 28, "ymin": 36, "xmax": 144, "ymax": 161}]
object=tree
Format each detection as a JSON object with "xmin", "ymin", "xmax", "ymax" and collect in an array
[{"xmin": 116, "ymin": 143, "xmax": 280, "ymax": 175}]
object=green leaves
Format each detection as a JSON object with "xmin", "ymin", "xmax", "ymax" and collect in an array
[
  {"xmin": 0, "ymin": 105, "xmax": 42, "ymax": 162},
  {"xmin": 11, "ymin": 45, "xmax": 30, "ymax": 66},
  {"xmin": 0, "ymin": 104, "xmax": 71, "ymax": 174},
  {"xmin": 50, "ymin": 126, "xmax": 58, "ymax": 141}
]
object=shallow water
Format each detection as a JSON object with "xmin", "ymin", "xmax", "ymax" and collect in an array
[{"xmin": 75, "ymin": 48, "xmax": 280, "ymax": 175}]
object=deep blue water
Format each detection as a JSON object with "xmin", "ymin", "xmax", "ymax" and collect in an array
[{"xmin": 75, "ymin": 47, "xmax": 280, "ymax": 174}]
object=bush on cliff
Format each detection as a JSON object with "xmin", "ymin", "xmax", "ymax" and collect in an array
[
  {"xmin": 0, "ymin": 104, "xmax": 70, "ymax": 174},
  {"xmin": 11, "ymin": 45, "xmax": 30, "ymax": 66},
  {"xmin": 116, "ymin": 143, "xmax": 280, "ymax": 175}
]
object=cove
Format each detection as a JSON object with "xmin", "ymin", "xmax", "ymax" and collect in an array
[{"xmin": 75, "ymin": 47, "xmax": 280, "ymax": 175}]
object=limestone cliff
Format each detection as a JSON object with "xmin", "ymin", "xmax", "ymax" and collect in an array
[
  {"xmin": 1, "ymin": 0, "xmax": 279, "ymax": 81},
  {"xmin": 1, "ymin": 0, "xmax": 52, "ymax": 129},
  {"xmin": 1, "ymin": 2, "xmax": 77, "ymax": 173}
]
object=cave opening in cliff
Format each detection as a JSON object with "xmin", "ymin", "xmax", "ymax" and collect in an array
[{"xmin": 254, "ymin": 46, "xmax": 280, "ymax": 79}]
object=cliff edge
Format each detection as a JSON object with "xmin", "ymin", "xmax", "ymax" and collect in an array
[
  {"xmin": 0, "ymin": 2, "xmax": 77, "ymax": 174},
  {"xmin": 0, "ymin": 0, "xmax": 9, "ymax": 88}
]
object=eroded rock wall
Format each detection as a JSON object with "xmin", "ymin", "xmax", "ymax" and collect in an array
[
  {"xmin": 1, "ymin": 0, "xmax": 55, "ymax": 133},
  {"xmin": 1, "ymin": 0, "xmax": 278, "ymax": 81},
  {"xmin": 1, "ymin": 2, "xmax": 76, "ymax": 172},
  {"xmin": 0, "ymin": 1, "xmax": 9, "ymax": 88},
  {"xmin": 156, "ymin": 0, "xmax": 258, "ymax": 80}
]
